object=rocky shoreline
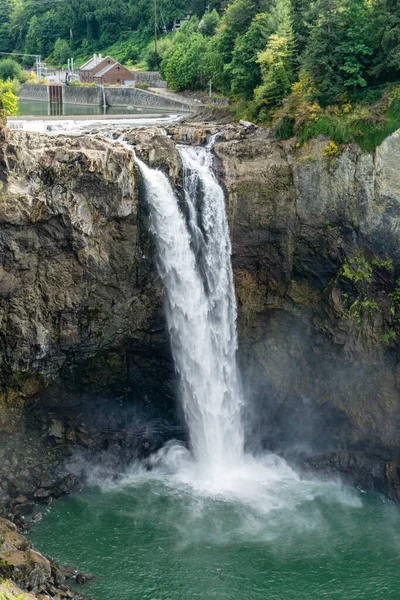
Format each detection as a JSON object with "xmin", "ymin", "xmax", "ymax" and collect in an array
[{"xmin": 0, "ymin": 514, "xmax": 93, "ymax": 600}]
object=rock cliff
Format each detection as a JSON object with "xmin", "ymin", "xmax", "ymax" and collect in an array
[
  {"xmin": 0, "ymin": 121, "xmax": 400, "ymax": 504},
  {"xmin": 0, "ymin": 127, "xmax": 178, "ymax": 522},
  {"xmin": 0, "ymin": 130, "xmax": 175, "ymax": 425},
  {"xmin": 213, "ymin": 129, "xmax": 400, "ymax": 462}
]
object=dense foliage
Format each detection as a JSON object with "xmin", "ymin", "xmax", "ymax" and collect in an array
[
  {"xmin": 158, "ymin": 0, "xmax": 399, "ymax": 101},
  {"xmin": 0, "ymin": 79, "xmax": 18, "ymax": 116},
  {"xmin": 0, "ymin": 0, "xmax": 221, "ymax": 66},
  {"xmin": 0, "ymin": 0, "xmax": 399, "ymax": 144},
  {"xmin": 156, "ymin": 0, "xmax": 400, "ymax": 145}
]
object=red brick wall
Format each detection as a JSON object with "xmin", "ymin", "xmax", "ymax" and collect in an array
[
  {"xmin": 79, "ymin": 57, "xmax": 117, "ymax": 83},
  {"xmin": 94, "ymin": 64, "xmax": 133, "ymax": 85}
]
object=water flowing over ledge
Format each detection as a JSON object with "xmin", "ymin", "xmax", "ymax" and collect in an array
[
  {"xmin": 6, "ymin": 113, "xmax": 182, "ymax": 133},
  {"xmin": 134, "ymin": 138, "xmax": 244, "ymax": 477}
]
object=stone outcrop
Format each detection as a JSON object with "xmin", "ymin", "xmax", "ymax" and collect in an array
[
  {"xmin": 0, "ymin": 517, "xmax": 89, "ymax": 600},
  {"xmin": 0, "ymin": 129, "xmax": 176, "ymax": 428}
]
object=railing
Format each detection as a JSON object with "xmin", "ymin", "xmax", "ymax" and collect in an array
[{"xmin": 48, "ymin": 84, "xmax": 63, "ymax": 115}]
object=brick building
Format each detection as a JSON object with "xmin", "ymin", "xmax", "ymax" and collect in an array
[
  {"xmin": 79, "ymin": 54, "xmax": 117, "ymax": 83},
  {"xmin": 93, "ymin": 62, "xmax": 134, "ymax": 85}
]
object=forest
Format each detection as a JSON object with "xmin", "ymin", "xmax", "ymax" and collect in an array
[{"xmin": 0, "ymin": 0, "xmax": 400, "ymax": 145}]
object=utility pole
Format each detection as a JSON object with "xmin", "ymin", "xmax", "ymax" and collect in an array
[
  {"xmin": 154, "ymin": 0, "xmax": 158, "ymax": 68},
  {"xmin": 35, "ymin": 55, "xmax": 42, "ymax": 80}
]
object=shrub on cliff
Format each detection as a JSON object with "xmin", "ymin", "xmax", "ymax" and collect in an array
[{"xmin": 273, "ymin": 76, "xmax": 400, "ymax": 151}]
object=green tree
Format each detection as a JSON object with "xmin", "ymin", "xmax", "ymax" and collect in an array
[
  {"xmin": 188, "ymin": 0, "xmax": 223, "ymax": 17},
  {"xmin": 0, "ymin": 80, "xmax": 18, "ymax": 116},
  {"xmin": 198, "ymin": 9, "xmax": 220, "ymax": 36},
  {"xmin": 0, "ymin": 59, "xmax": 24, "ymax": 82},
  {"xmin": 201, "ymin": 35, "xmax": 225, "ymax": 89},
  {"xmin": 227, "ymin": 12, "xmax": 273, "ymax": 99},
  {"xmin": 0, "ymin": 0, "xmax": 14, "ymax": 52},
  {"xmin": 53, "ymin": 39, "xmax": 71, "ymax": 65},
  {"xmin": 222, "ymin": 0, "xmax": 256, "ymax": 34},
  {"xmin": 303, "ymin": 0, "xmax": 372, "ymax": 105},
  {"xmin": 254, "ymin": 28, "xmax": 295, "ymax": 109},
  {"xmin": 162, "ymin": 31, "xmax": 209, "ymax": 89},
  {"xmin": 39, "ymin": 10, "xmax": 59, "ymax": 58},
  {"xmin": 370, "ymin": 0, "xmax": 400, "ymax": 80},
  {"xmin": 25, "ymin": 16, "xmax": 41, "ymax": 55},
  {"xmin": 253, "ymin": 0, "xmax": 295, "ymax": 110},
  {"xmin": 212, "ymin": 0, "xmax": 257, "ymax": 92},
  {"xmin": 338, "ymin": 0, "xmax": 373, "ymax": 90}
]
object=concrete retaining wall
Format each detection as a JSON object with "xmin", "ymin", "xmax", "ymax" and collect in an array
[
  {"xmin": 64, "ymin": 86, "xmax": 102, "ymax": 105},
  {"xmin": 134, "ymin": 71, "xmax": 168, "ymax": 88},
  {"xmin": 104, "ymin": 87, "xmax": 191, "ymax": 111},
  {"xmin": 18, "ymin": 84, "xmax": 49, "ymax": 102},
  {"xmin": 18, "ymin": 84, "xmax": 191, "ymax": 112},
  {"xmin": 18, "ymin": 84, "xmax": 102, "ymax": 105}
]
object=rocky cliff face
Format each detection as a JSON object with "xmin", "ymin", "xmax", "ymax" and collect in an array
[
  {"xmin": 0, "ymin": 130, "xmax": 175, "ymax": 424},
  {"xmin": 1, "ymin": 121, "xmax": 400, "ymax": 503},
  {"xmin": 213, "ymin": 129, "xmax": 400, "ymax": 459},
  {"xmin": 0, "ymin": 128, "xmax": 180, "ymax": 517}
]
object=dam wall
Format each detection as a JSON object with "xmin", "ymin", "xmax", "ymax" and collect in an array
[{"xmin": 18, "ymin": 84, "xmax": 192, "ymax": 111}]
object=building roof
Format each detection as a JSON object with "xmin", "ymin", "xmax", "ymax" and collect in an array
[
  {"xmin": 93, "ymin": 62, "xmax": 130, "ymax": 78},
  {"xmin": 80, "ymin": 57, "xmax": 96, "ymax": 71},
  {"xmin": 80, "ymin": 55, "xmax": 114, "ymax": 72}
]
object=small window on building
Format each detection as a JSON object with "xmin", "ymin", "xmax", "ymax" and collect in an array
[
  {"xmin": 107, "ymin": 60, "xmax": 110, "ymax": 64},
  {"xmin": 117, "ymin": 66, "xmax": 120, "ymax": 71}
]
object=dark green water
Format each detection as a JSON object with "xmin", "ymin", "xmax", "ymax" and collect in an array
[
  {"xmin": 16, "ymin": 100, "xmax": 165, "ymax": 116},
  {"xmin": 29, "ymin": 456, "xmax": 400, "ymax": 600}
]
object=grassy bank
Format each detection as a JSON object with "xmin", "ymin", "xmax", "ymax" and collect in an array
[{"xmin": 271, "ymin": 84, "xmax": 400, "ymax": 152}]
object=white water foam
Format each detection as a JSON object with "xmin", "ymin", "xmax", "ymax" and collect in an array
[{"xmin": 6, "ymin": 114, "xmax": 182, "ymax": 135}]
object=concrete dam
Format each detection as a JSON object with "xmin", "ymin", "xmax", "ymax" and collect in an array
[{"xmin": 18, "ymin": 84, "xmax": 193, "ymax": 112}]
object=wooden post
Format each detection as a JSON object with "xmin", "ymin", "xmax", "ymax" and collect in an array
[{"xmin": 154, "ymin": 0, "xmax": 158, "ymax": 67}]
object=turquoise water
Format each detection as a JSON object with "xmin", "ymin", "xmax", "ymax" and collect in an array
[
  {"xmin": 16, "ymin": 100, "xmax": 166, "ymax": 116},
  {"xmin": 29, "ymin": 456, "xmax": 400, "ymax": 600}
]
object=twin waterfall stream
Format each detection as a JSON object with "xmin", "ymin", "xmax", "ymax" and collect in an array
[{"xmin": 135, "ymin": 137, "xmax": 244, "ymax": 477}]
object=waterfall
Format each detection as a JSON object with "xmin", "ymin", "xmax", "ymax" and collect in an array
[
  {"xmin": 135, "ymin": 140, "xmax": 244, "ymax": 474},
  {"xmin": 101, "ymin": 85, "xmax": 107, "ymax": 109}
]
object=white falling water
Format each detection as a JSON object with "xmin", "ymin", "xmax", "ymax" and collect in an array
[
  {"xmin": 105, "ymin": 137, "xmax": 360, "ymax": 514},
  {"xmin": 135, "ymin": 141, "xmax": 244, "ymax": 475},
  {"xmin": 133, "ymin": 138, "xmax": 360, "ymax": 512},
  {"xmin": 101, "ymin": 85, "xmax": 107, "ymax": 109}
]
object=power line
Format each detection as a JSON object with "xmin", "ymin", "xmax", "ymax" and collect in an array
[{"xmin": 0, "ymin": 51, "xmax": 39, "ymax": 57}]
